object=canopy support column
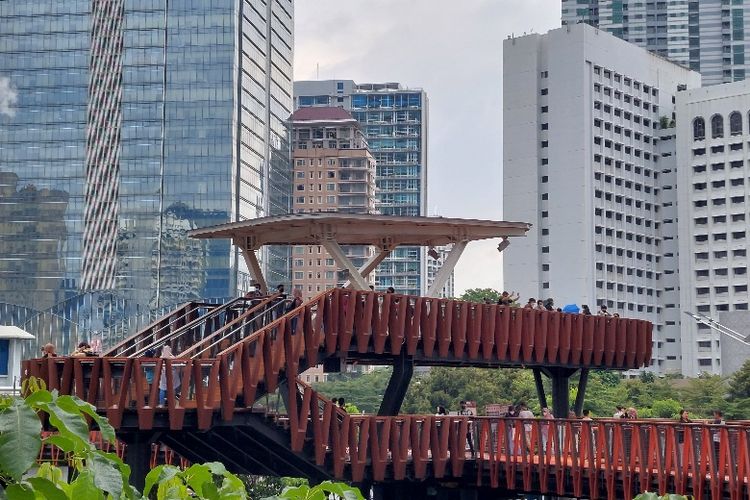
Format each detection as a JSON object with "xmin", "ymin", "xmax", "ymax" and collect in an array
[
  {"xmin": 426, "ymin": 240, "xmax": 468, "ymax": 297},
  {"xmin": 235, "ymin": 239, "xmax": 268, "ymax": 294},
  {"xmin": 322, "ymin": 239, "xmax": 370, "ymax": 290}
]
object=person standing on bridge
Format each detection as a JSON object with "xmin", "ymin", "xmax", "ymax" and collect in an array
[
  {"xmin": 677, "ymin": 409, "xmax": 691, "ymax": 460},
  {"xmin": 458, "ymin": 401, "xmax": 475, "ymax": 458},
  {"xmin": 158, "ymin": 344, "xmax": 180, "ymax": 406},
  {"xmin": 712, "ymin": 409, "xmax": 725, "ymax": 463}
]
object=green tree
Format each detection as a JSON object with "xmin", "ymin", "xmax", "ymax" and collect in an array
[
  {"xmin": 651, "ymin": 398, "xmax": 683, "ymax": 419},
  {"xmin": 728, "ymin": 358, "xmax": 750, "ymax": 400},
  {"xmin": 402, "ymin": 367, "xmax": 540, "ymax": 415},
  {"xmin": 681, "ymin": 373, "xmax": 729, "ymax": 417},
  {"xmin": 313, "ymin": 369, "xmax": 391, "ymax": 414},
  {"xmin": 458, "ymin": 288, "xmax": 502, "ymax": 304}
]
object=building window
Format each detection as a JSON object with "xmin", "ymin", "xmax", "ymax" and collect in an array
[
  {"xmin": 0, "ymin": 340, "xmax": 8, "ymax": 376},
  {"xmin": 711, "ymin": 114, "xmax": 724, "ymax": 138},
  {"xmin": 730, "ymin": 111, "xmax": 743, "ymax": 135},
  {"xmin": 693, "ymin": 117, "xmax": 705, "ymax": 141},
  {"xmin": 540, "ymin": 88, "xmax": 548, "ymax": 95}
]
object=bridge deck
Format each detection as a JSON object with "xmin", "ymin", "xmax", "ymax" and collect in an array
[{"xmin": 24, "ymin": 289, "xmax": 664, "ymax": 499}]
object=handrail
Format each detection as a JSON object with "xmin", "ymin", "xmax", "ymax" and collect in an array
[
  {"xmin": 103, "ymin": 300, "xmax": 217, "ymax": 357},
  {"xmin": 180, "ymin": 295, "xmax": 289, "ymax": 359},
  {"xmin": 128, "ymin": 294, "xmax": 282, "ymax": 359}
]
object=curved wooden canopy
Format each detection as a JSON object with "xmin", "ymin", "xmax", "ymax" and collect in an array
[{"xmin": 188, "ymin": 213, "xmax": 531, "ymax": 249}]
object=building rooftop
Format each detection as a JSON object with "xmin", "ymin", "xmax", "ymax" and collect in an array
[{"xmin": 290, "ymin": 106, "xmax": 355, "ymax": 123}]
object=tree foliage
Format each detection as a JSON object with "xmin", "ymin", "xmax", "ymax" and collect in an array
[
  {"xmin": 312, "ymin": 363, "xmax": 750, "ymax": 421},
  {"xmin": 457, "ymin": 288, "xmax": 502, "ymax": 304},
  {"xmin": 0, "ymin": 378, "xmax": 249, "ymax": 499}
]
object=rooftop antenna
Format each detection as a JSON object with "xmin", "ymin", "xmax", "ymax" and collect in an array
[{"xmin": 316, "ymin": 63, "xmax": 319, "ymax": 80}]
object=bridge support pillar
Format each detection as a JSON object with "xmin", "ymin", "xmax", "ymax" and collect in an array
[
  {"xmin": 541, "ymin": 367, "xmax": 577, "ymax": 418},
  {"xmin": 121, "ymin": 431, "xmax": 157, "ymax": 491},
  {"xmin": 378, "ymin": 353, "xmax": 414, "ymax": 416},
  {"xmin": 573, "ymin": 368, "xmax": 590, "ymax": 417},
  {"xmin": 532, "ymin": 368, "xmax": 547, "ymax": 410}
]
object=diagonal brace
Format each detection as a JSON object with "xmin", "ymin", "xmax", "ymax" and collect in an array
[
  {"xmin": 426, "ymin": 240, "xmax": 468, "ymax": 297},
  {"xmin": 321, "ymin": 238, "xmax": 370, "ymax": 290}
]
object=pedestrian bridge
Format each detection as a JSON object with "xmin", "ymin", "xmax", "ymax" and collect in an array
[{"xmin": 30, "ymin": 288, "xmax": 742, "ymax": 500}]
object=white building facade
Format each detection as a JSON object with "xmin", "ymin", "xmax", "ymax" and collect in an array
[
  {"xmin": 676, "ymin": 80, "xmax": 750, "ymax": 376},
  {"xmin": 503, "ymin": 24, "xmax": 701, "ymax": 373}
]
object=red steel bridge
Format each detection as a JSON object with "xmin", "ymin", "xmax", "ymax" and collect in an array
[{"xmin": 27, "ymin": 287, "xmax": 750, "ymax": 499}]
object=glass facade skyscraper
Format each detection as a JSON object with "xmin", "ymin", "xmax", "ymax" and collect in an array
[
  {"xmin": 0, "ymin": 0, "xmax": 293, "ymax": 351},
  {"xmin": 293, "ymin": 80, "xmax": 429, "ymax": 296},
  {"xmin": 562, "ymin": 0, "xmax": 750, "ymax": 85}
]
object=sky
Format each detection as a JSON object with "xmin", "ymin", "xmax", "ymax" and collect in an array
[{"xmin": 294, "ymin": 0, "xmax": 561, "ymax": 296}]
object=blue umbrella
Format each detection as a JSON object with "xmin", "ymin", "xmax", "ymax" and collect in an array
[{"xmin": 562, "ymin": 304, "xmax": 580, "ymax": 314}]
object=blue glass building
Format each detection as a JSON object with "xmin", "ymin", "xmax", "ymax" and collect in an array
[
  {"xmin": 0, "ymin": 0, "xmax": 294, "ymax": 351},
  {"xmin": 294, "ymin": 80, "xmax": 429, "ymax": 296}
]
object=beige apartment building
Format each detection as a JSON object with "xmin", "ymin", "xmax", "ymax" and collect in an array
[{"xmin": 290, "ymin": 107, "xmax": 376, "ymax": 299}]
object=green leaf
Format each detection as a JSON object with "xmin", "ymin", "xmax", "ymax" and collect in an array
[
  {"xmin": 69, "ymin": 470, "xmax": 104, "ymax": 500},
  {"xmin": 88, "ymin": 452, "xmax": 124, "ymax": 497},
  {"xmin": 43, "ymin": 402, "xmax": 91, "ymax": 453},
  {"xmin": 24, "ymin": 390, "xmax": 53, "ymax": 408},
  {"xmin": 202, "ymin": 462, "xmax": 227, "ymax": 476},
  {"xmin": 58, "ymin": 396, "xmax": 116, "ymax": 443},
  {"xmin": 183, "ymin": 464, "xmax": 212, "ymax": 495},
  {"xmin": 44, "ymin": 435, "xmax": 75, "ymax": 453},
  {"xmin": 199, "ymin": 481, "xmax": 219, "ymax": 500},
  {"xmin": 0, "ymin": 398, "xmax": 43, "ymax": 480},
  {"xmin": 4, "ymin": 483, "xmax": 34, "ymax": 500},
  {"xmin": 25, "ymin": 477, "xmax": 69, "ymax": 500},
  {"xmin": 144, "ymin": 465, "xmax": 180, "ymax": 497}
]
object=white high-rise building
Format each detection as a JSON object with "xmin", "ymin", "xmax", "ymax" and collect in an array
[
  {"xmin": 676, "ymin": 80, "xmax": 750, "ymax": 376},
  {"xmin": 503, "ymin": 23, "xmax": 701, "ymax": 373}
]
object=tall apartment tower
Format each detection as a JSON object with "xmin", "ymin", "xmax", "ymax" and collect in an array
[
  {"xmin": 293, "ymin": 80, "xmax": 429, "ymax": 296},
  {"xmin": 0, "ymin": 0, "xmax": 294, "ymax": 350},
  {"xmin": 289, "ymin": 107, "xmax": 376, "ymax": 298},
  {"xmin": 562, "ymin": 1, "xmax": 750, "ymax": 85},
  {"xmin": 503, "ymin": 24, "xmax": 701, "ymax": 373},
  {"xmin": 676, "ymin": 80, "xmax": 750, "ymax": 376}
]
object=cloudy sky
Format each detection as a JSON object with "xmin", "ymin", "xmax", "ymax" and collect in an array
[{"xmin": 294, "ymin": 0, "xmax": 561, "ymax": 295}]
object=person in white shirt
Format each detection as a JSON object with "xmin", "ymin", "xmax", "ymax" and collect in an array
[{"xmin": 517, "ymin": 402, "xmax": 534, "ymax": 452}]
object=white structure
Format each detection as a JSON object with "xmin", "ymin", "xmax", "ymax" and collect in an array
[
  {"xmin": 676, "ymin": 80, "xmax": 750, "ymax": 376},
  {"xmin": 503, "ymin": 23, "xmax": 701, "ymax": 373},
  {"xmin": 562, "ymin": 1, "xmax": 750, "ymax": 86},
  {"xmin": 0, "ymin": 326, "xmax": 35, "ymax": 394}
]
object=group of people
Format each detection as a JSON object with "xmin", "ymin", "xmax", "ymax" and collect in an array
[
  {"xmin": 40, "ymin": 341, "xmax": 99, "ymax": 358},
  {"xmin": 494, "ymin": 290, "xmax": 621, "ymax": 318}
]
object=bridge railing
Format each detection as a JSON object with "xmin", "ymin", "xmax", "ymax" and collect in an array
[
  {"xmin": 284, "ymin": 381, "xmax": 750, "ymax": 499},
  {"xmin": 23, "ymin": 289, "xmax": 653, "ymax": 431}
]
